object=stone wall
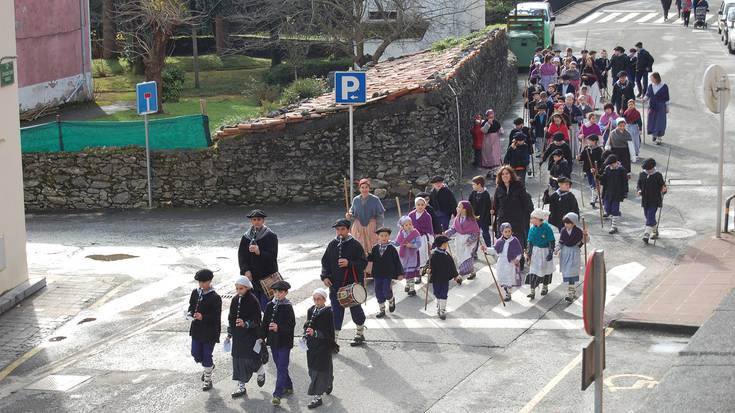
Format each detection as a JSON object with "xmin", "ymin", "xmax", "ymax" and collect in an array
[{"xmin": 22, "ymin": 31, "xmax": 517, "ymax": 210}]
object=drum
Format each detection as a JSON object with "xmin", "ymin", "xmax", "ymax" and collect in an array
[
  {"xmin": 259, "ymin": 272, "xmax": 283, "ymax": 300},
  {"xmin": 337, "ymin": 283, "xmax": 367, "ymax": 308}
]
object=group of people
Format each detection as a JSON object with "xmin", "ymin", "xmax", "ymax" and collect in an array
[{"xmin": 661, "ymin": 0, "xmax": 710, "ymax": 26}]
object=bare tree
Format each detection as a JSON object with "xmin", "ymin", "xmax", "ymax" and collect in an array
[
  {"xmin": 115, "ymin": 0, "xmax": 198, "ymax": 112},
  {"xmin": 102, "ymin": 0, "xmax": 117, "ymax": 59}
]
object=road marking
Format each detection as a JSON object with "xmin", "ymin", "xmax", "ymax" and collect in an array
[
  {"xmin": 519, "ymin": 328, "xmax": 615, "ymax": 413},
  {"xmin": 617, "ymin": 12, "xmax": 640, "ymax": 22},
  {"xmin": 636, "ymin": 12, "xmax": 659, "ymax": 22},
  {"xmin": 358, "ymin": 318, "xmax": 583, "ymax": 330},
  {"xmin": 0, "ymin": 346, "xmax": 43, "ymax": 381},
  {"xmin": 601, "ymin": 9, "xmax": 654, "ymax": 13},
  {"xmin": 599, "ymin": 12, "xmax": 622, "ymax": 23},
  {"xmin": 580, "ymin": 12, "xmax": 604, "ymax": 24},
  {"xmin": 565, "ymin": 262, "xmax": 646, "ymax": 318}
]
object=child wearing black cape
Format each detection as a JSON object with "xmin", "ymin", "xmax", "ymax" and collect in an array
[
  {"xmin": 366, "ymin": 227, "xmax": 404, "ymax": 318},
  {"xmin": 304, "ymin": 287, "xmax": 336, "ymax": 409},
  {"xmin": 227, "ymin": 276, "xmax": 263, "ymax": 398},
  {"xmin": 637, "ymin": 158, "xmax": 668, "ymax": 243},
  {"xmin": 261, "ymin": 280, "xmax": 296, "ymax": 406},
  {"xmin": 428, "ymin": 235, "xmax": 460, "ymax": 320},
  {"xmin": 187, "ymin": 269, "xmax": 222, "ymax": 391}
]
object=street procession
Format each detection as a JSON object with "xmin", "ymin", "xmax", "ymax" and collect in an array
[{"xmin": 184, "ymin": 38, "xmax": 675, "ymax": 409}]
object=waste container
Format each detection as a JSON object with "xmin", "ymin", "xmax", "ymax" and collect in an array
[{"xmin": 507, "ymin": 31, "xmax": 539, "ymax": 69}]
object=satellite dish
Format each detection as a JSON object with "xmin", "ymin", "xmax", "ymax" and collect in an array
[{"xmin": 703, "ymin": 64, "xmax": 731, "ymax": 114}]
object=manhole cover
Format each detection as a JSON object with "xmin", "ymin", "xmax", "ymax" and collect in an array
[
  {"xmin": 668, "ymin": 179, "xmax": 702, "ymax": 186},
  {"xmin": 85, "ymin": 254, "xmax": 138, "ymax": 262},
  {"xmin": 77, "ymin": 317, "xmax": 96, "ymax": 325},
  {"xmin": 26, "ymin": 375, "xmax": 92, "ymax": 392},
  {"xmin": 49, "ymin": 336, "xmax": 67, "ymax": 342}
]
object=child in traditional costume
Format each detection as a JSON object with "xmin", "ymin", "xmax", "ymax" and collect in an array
[
  {"xmin": 428, "ymin": 235, "xmax": 460, "ymax": 320},
  {"xmin": 544, "ymin": 177, "xmax": 580, "ymax": 231},
  {"xmin": 444, "ymin": 201, "xmax": 481, "ymax": 282},
  {"xmin": 579, "ymin": 134, "xmax": 603, "ymax": 208},
  {"xmin": 556, "ymin": 213, "xmax": 587, "ymax": 302},
  {"xmin": 304, "ymin": 288, "xmax": 336, "ymax": 409},
  {"xmin": 485, "ymin": 223, "xmax": 523, "ymax": 301},
  {"xmin": 228, "ymin": 276, "xmax": 264, "ymax": 399},
  {"xmin": 623, "ymin": 99, "xmax": 643, "ymax": 157},
  {"xmin": 637, "ymin": 158, "xmax": 667, "ymax": 244},
  {"xmin": 600, "ymin": 154, "xmax": 628, "ymax": 234},
  {"xmin": 469, "ymin": 176, "xmax": 493, "ymax": 249},
  {"xmin": 409, "ymin": 196, "xmax": 434, "ymax": 283},
  {"xmin": 548, "ymin": 150, "xmax": 571, "ymax": 190},
  {"xmin": 396, "ymin": 216, "xmax": 422, "ymax": 295},
  {"xmin": 261, "ymin": 280, "xmax": 295, "ymax": 406},
  {"xmin": 187, "ymin": 269, "xmax": 222, "ymax": 391},
  {"xmin": 367, "ymin": 227, "xmax": 404, "ymax": 317},
  {"xmin": 525, "ymin": 209, "xmax": 556, "ymax": 299}
]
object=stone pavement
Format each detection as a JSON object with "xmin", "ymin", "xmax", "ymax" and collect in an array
[
  {"xmin": 615, "ymin": 233, "xmax": 735, "ymax": 331},
  {"xmin": 555, "ymin": 0, "xmax": 632, "ymax": 26},
  {"xmin": 0, "ymin": 275, "xmax": 118, "ymax": 371}
]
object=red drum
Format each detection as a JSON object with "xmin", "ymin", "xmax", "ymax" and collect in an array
[{"xmin": 337, "ymin": 283, "xmax": 367, "ymax": 308}]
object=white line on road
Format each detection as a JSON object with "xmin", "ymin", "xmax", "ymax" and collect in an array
[
  {"xmin": 617, "ymin": 12, "xmax": 640, "ymax": 22},
  {"xmin": 565, "ymin": 261, "xmax": 646, "ymax": 318},
  {"xmin": 598, "ymin": 12, "xmax": 622, "ymax": 23},
  {"xmin": 358, "ymin": 317, "xmax": 583, "ymax": 330},
  {"xmin": 580, "ymin": 12, "xmax": 604, "ymax": 24},
  {"xmin": 636, "ymin": 12, "xmax": 659, "ymax": 22}
]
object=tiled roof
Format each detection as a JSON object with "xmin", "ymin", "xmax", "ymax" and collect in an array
[{"xmin": 216, "ymin": 29, "xmax": 502, "ymax": 138}]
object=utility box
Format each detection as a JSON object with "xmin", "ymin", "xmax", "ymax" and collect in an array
[{"xmin": 508, "ymin": 31, "xmax": 539, "ymax": 68}]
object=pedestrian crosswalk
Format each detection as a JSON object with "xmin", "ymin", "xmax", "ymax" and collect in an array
[{"xmin": 576, "ymin": 9, "xmax": 718, "ymax": 26}]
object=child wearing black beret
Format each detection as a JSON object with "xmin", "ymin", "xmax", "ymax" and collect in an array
[{"xmin": 188, "ymin": 269, "xmax": 222, "ymax": 391}]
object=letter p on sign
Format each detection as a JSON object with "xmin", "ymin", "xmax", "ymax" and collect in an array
[{"xmin": 335, "ymin": 72, "xmax": 366, "ymax": 104}]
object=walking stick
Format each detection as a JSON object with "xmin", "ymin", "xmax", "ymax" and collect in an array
[
  {"xmin": 642, "ymin": 99, "xmax": 647, "ymax": 145},
  {"xmin": 585, "ymin": 149, "xmax": 605, "ymax": 228},
  {"xmin": 424, "ymin": 267, "xmax": 432, "ymax": 310},
  {"xmin": 483, "ymin": 252, "xmax": 506, "ymax": 307},
  {"xmin": 582, "ymin": 217, "xmax": 589, "ymax": 262},
  {"xmin": 653, "ymin": 147, "xmax": 672, "ymax": 247},
  {"xmin": 395, "ymin": 196, "xmax": 402, "ymax": 217}
]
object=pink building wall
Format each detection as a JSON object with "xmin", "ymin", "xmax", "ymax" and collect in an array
[{"xmin": 14, "ymin": 0, "xmax": 93, "ymax": 111}]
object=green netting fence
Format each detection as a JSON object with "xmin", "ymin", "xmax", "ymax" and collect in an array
[{"xmin": 20, "ymin": 114, "xmax": 211, "ymax": 153}]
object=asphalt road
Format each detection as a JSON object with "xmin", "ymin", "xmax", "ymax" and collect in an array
[{"xmin": 1, "ymin": 1, "xmax": 734, "ymax": 411}]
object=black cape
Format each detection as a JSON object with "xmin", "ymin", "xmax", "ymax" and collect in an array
[
  {"xmin": 320, "ymin": 236, "xmax": 367, "ymax": 289},
  {"xmin": 304, "ymin": 305, "xmax": 336, "ymax": 371},
  {"xmin": 367, "ymin": 244, "xmax": 404, "ymax": 279},
  {"xmin": 261, "ymin": 300, "xmax": 296, "ymax": 349},
  {"xmin": 238, "ymin": 227, "xmax": 279, "ymax": 292},
  {"xmin": 188, "ymin": 288, "xmax": 222, "ymax": 343},
  {"xmin": 228, "ymin": 292, "xmax": 262, "ymax": 358}
]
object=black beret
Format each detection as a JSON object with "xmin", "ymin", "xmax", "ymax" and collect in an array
[
  {"xmin": 332, "ymin": 219, "xmax": 352, "ymax": 228},
  {"xmin": 586, "ymin": 134, "xmax": 600, "ymax": 141},
  {"xmin": 513, "ymin": 133, "xmax": 527, "ymax": 141},
  {"xmin": 635, "ymin": 42, "xmax": 643, "ymax": 48},
  {"xmin": 605, "ymin": 154, "xmax": 619, "ymax": 165},
  {"xmin": 433, "ymin": 235, "xmax": 450, "ymax": 248},
  {"xmin": 642, "ymin": 158, "xmax": 656, "ymax": 170},
  {"xmin": 195, "ymin": 269, "xmax": 214, "ymax": 281},
  {"xmin": 375, "ymin": 227, "xmax": 392, "ymax": 235},
  {"xmin": 553, "ymin": 133, "xmax": 566, "ymax": 142},
  {"xmin": 556, "ymin": 176, "xmax": 571, "ymax": 184},
  {"xmin": 416, "ymin": 192, "xmax": 430, "ymax": 198},
  {"xmin": 617, "ymin": 71, "xmax": 627, "ymax": 78},
  {"xmin": 430, "ymin": 175, "xmax": 445, "ymax": 183},
  {"xmin": 552, "ymin": 149, "xmax": 564, "ymax": 157},
  {"xmin": 271, "ymin": 280, "xmax": 291, "ymax": 291},
  {"xmin": 247, "ymin": 209, "xmax": 267, "ymax": 218}
]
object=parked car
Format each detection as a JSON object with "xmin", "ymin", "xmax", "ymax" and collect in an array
[
  {"xmin": 510, "ymin": 2, "xmax": 556, "ymax": 47},
  {"xmin": 726, "ymin": 8, "xmax": 735, "ymax": 54},
  {"xmin": 717, "ymin": 0, "xmax": 735, "ymax": 36}
]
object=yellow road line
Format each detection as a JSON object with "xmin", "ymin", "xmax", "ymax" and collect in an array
[{"xmin": 0, "ymin": 346, "xmax": 43, "ymax": 382}]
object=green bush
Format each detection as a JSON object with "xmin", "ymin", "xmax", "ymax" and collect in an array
[
  {"xmin": 259, "ymin": 100, "xmax": 282, "ymax": 115},
  {"xmin": 264, "ymin": 58, "xmax": 351, "ymax": 85},
  {"xmin": 162, "ymin": 67, "xmax": 186, "ymax": 102},
  {"xmin": 91, "ymin": 58, "xmax": 126, "ymax": 78},
  {"xmin": 486, "ymin": 0, "xmax": 516, "ymax": 24},
  {"xmin": 280, "ymin": 78, "xmax": 328, "ymax": 105},
  {"xmin": 241, "ymin": 77, "xmax": 282, "ymax": 105}
]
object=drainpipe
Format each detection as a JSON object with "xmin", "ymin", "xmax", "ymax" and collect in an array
[{"xmin": 445, "ymin": 81, "xmax": 464, "ymax": 200}]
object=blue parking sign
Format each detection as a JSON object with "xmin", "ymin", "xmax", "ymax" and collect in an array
[
  {"xmin": 334, "ymin": 72, "xmax": 366, "ymax": 104},
  {"xmin": 136, "ymin": 81, "xmax": 158, "ymax": 115}
]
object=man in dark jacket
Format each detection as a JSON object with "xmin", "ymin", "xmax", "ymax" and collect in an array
[
  {"xmin": 238, "ymin": 209, "xmax": 279, "ymax": 310},
  {"xmin": 634, "ymin": 42, "xmax": 655, "ymax": 97},
  {"xmin": 611, "ymin": 71, "xmax": 636, "ymax": 115},
  {"xmin": 321, "ymin": 219, "xmax": 367, "ymax": 347},
  {"xmin": 429, "ymin": 175, "xmax": 458, "ymax": 232},
  {"xmin": 608, "ymin": 47, "xmax": 630, "ymax": 82},
  {"xmin": 504, "ymin": 134, "xmax": 532, "ymax": 185}
]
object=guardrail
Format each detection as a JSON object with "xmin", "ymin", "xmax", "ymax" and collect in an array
[{"xmin": 724, "ymin": 194, "xmax": 735, "ymax": 233}]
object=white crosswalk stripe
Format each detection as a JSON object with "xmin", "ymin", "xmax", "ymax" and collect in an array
[
  {"xmin": 579, "ymin": 11, "xmax": 604, "ymax": 24},
  {"xmin": 636, "ymin": 12, "xmax": 659, "ymax": 23},
  {"xmin": 575, "ymin": 9, "xmax": 714, "ymax": 26},
  {"xmin": 598, "ymin": 12, "xmax": 622, "ymax": 23},
  {"xmin": 617, "ymin": 12, "xmax": 640, "ymax": 22}
]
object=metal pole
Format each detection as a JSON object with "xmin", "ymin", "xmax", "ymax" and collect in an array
[
  {"xmin": 144, "ymin": 113, "xmax": 153, "ymax": 208},
  {"xmin": 716, "ymin": 75, "xmax": 726, "ymax": 238},
  {"xmin": 349, "ymin": 105, "xmax": 354, "ymax": 201},
  {"xmin": 446, "ymin": 82, "xmax": 463, "ymax": 199},
  {"xmin": 594, "ymin": 251, "xmax": 604, "ymax": 413}
]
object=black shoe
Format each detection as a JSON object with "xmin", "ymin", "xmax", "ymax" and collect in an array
[
  {"xmin": 603, "ymin": 213, "xmax": 610, "ymax": 218},
  {"xmin": 202, "ymin": 381, "xmax": 213, "ymax": 391},
  {"xmin": 609, "ymin": 227, "xmax": 618, "ymax": 234},
  {"xmin": 257, "ymin": 374, "xmax": 265, "ymax": 387},
  {"xmin": 326, "ymin": 386, "xmax": 333, "ymax": 395},
  {"xmin": 540, "ymin": 285, "xmax": 549, "ymax": 296},
  {"xmin": 376, "ymin": 310, "xmax": 386, "ymax": 318},
  {"xmin": 407, "ymin": 290, "xmax": 417, "ymax": 296},
  {"xmin": 333, "ymin": 343, "xmax": 340, "ymax": 354},
  {"xmin": 308, "ymin": 398, "xmax": 323, "ymax": 409},
  {"xmin": 439, "ymin": 312, "xmax": 446, "ymax": 320},
  {"xmin": 388, "ymin": 299, "xmax": 396, "ymax": 313},
  {"xmin": 350, "ymin": 335, "xmax": 365, "ymax": 347},
  {"xmin": 590, "ymin": 201, "xmax": 596, "ymax": 208},
  {"xmin": 404, "ymin": 284, "xmax": 410, "ymax": 293},
  {"xmin": 527, "ymin": 290, "xmax": 536, "ymax": 300},
  {"xmin": 414, "ymin": 278, "xmax": 422, "ymax": 284},
  {"xmin": 467, "ymin": 272, "xmax": 477, "ymax": 280},
  {"xmin": 504, "ymin": 293, "xmax": 512, "ymax": 302},
  {"xmin": 231, "ymin": 389, "xmax": 247, "ymax": 398},
  {"xmin": 456, "ymin": 277, "xmax": 463, "ymax": 285}
]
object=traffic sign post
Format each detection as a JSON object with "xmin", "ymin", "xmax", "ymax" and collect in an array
[
  {"xmin": 335, "ymin": 71, "xmax": 367, "ymax": 201},
  {"xmin": 582, "ymin": 249, "xmax": 607, "ymax": 412},
  {"xmin": 136, "ymin": 81, "xmax": 158, "ymax": 208}
]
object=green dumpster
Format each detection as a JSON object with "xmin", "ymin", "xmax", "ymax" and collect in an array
[{"xmin": 507, "ymin": 31, "xmax": 538, "ymax": 68}]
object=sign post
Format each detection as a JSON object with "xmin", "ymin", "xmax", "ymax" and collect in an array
[
  {"xmin": 136, "ymin": 81, "xmax": 158, "ymax": 208},
  {"xmin": 582, "ymin": 249, "xmax": 607, "ymax": 412},
  {"xmin": 335, "ymin": 71, "xmax": 367, "ymax": 200}
]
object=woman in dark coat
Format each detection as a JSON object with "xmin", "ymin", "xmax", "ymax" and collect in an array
[
  {"xmin": 492, "ymin": 166, "xmax": 535, "ymax": 267},
  {"xmin": 304, "ymin": 288, "xmax": 336, "ymax": 409},
  {"xmin": 228, "ymin": 276, "xmax": 264, "ymax": 398},
  {"xmin": 646, "ymin": 72, "xmax": 670, "ymax": 145}
]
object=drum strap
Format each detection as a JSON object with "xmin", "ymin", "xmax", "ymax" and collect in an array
[{"xmin": 342, "ymin": 265, "xmax": 358, "ymax": 285}]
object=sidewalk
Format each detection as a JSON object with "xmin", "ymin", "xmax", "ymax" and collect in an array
[
  {"xmin": 555, "ymin": 0, "xmax": 631, "ymax": 26},
  {"xmin": 614, "ymin": 233, "xmax": 735, "ymax": 332}
]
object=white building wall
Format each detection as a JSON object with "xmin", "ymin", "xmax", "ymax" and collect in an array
[{"xmin": 0, "ymin": 1, "xmax": 30, "ymax": 295}]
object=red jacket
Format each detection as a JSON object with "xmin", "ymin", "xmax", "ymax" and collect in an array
[
  {"xmin": 547, "ymin": 122, "xmax": 570, "ymax": 143},
  {"xmin": 471, "ymin": 124, "xmax": 484, "ymax": 150}
]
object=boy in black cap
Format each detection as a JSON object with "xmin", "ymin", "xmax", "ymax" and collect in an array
[
  {"xmin": 541, "ymin": 132, "xmax": 573, "ymax": 168},
  {"xmin": 578, "ymin": 135, "xmax": 604, "ymax": 208},
  {"xmin": 611, "ymin": 71, "xmax": 635, "ymax": 115},
  {"xmin": 600, "ymin": 154, "xmax": 628, "ymax": 234},
  {"xmin": 261, "ymin": 280, "xmax": 295, "ymax": 405},
  {"xmin": 428, "ymin": 235, "xmax": 460, "ymax": 320},
  {"xmin": 548, "ymin": 150, "xmax": 571, "ymax": 190},
  {"xmin": 637, "ymin": 158, "xmax": 668, "ymax": 243},
  {"xmin": 187, "ymin": 269, "xmax": 222, "ymax": 391},
  {"xmin": 531, "ymin": 101, "xmax": 548, "ymax": 157},
  {"xmin": 429, "ymin": 176, "xmax": 458, "ymax": 232},
  {"xmin": 504, "ymin": 133, "xmax": 532, "ymax": 185},
  {"xmin": 366, "ymin": 227, "xmax": 404, "ymax": 318},
  {"xmin": 544, "ymin": 177, "xmax": 580, "ymax": 231}
]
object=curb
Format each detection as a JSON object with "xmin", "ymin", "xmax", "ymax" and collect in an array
[
  {"xmin": 556, "ymin": 0, "xmax": 633, "ymax": 26},
  {"xmin": 609, "ymin": 318, "xmax": 700, "ymax": 335},
  {"xmin": 0, "ymin": 276, "xmax": 47, "ymax": 315}
]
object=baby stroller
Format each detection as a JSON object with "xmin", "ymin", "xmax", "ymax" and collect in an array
[{"xmin": 693, "ymin": 6, "xmax": 708, "ymax": 29}]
